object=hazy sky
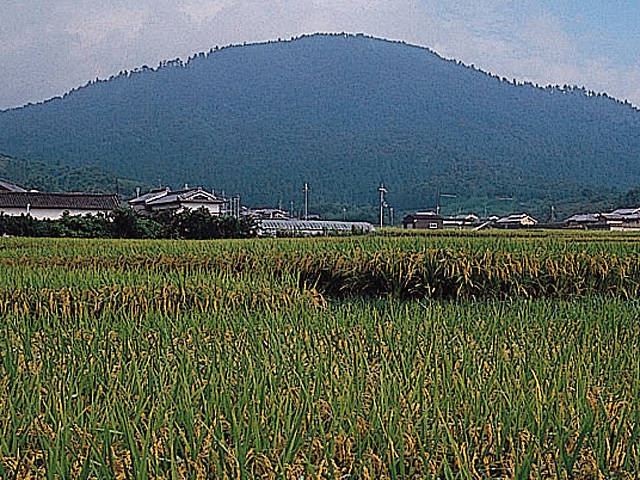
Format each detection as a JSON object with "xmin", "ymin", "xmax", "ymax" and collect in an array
[{"xmin": 1, "ymin": 0, "xmax": 639, "ymax": 110}]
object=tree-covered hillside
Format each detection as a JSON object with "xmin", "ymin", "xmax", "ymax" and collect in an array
[
  {"xmin": 0, "ymin": 153, "xmax": 141, "ymax": 197},
  {"xmin": 1, "ymin": 34, "xmax": 639, "ymax": 219}
]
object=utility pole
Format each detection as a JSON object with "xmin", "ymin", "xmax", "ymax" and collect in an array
[
  {"xmin": 303, "ymin": 183, "xmax": 310, "ymax": 220},
  {"xmin": 378, "ymin": 183, "xmax": 388, "ymax": 228}
]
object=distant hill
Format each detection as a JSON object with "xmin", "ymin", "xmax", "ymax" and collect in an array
[
  {"xmin": 0, "ymin": 153, "xmax": 141, "ymax": 197},
  {"xmin": 1, "ymin": 33, "xmax": 639, "ymax": 220}
]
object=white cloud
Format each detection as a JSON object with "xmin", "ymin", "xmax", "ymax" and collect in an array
[
  {"xmin": 414, "ymin": 5, "xmax": 640, "ymax": 105},
  {"xmin": 65, "ymin": 6, "xmax": 151, "ymax": 49},
  {"xmin": 179, "ymin": 0, "xmax": 235, "ymax": 25},
  {"xmin": 579, "ymin": 59, "xmax": 640, "ymax": 103}
]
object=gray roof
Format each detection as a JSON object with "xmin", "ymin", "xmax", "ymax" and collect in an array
[
  {"xmin": 405, "ymin": 211, "xmax": 443, "ymax": 220},
  {"xmin": 0, "ymin": 178, "xmax": 27, "ymax": 192},
  {"xmin": 611, "ymin": 207, "xmax": 640, "ymax": 216},
  {"xmin": 128, "ymin": 189, "xmax": 168, "ymax": 204},
  {"xmin": 565, "ymin": 211, "xmax": 640, "ymax": 224},
  {"xmin": 566, "ymin": 213, "xmax": 601, "ymax": 223},
  {"xmin": 0, "ymin": 192, "xmax": 119, "ymax": 210},
  {"xmin": 495, "ymin": 213, "xmax": 538, "ymax": 224},
  {"xmin": 129, "ymin": 187, "xmax": 225, "ymax": 207},
  {"xmin": 446, "ymin": 213, "xmax": 479, "ymax": 221}
]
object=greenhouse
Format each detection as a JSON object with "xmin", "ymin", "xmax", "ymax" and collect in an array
[{"xmin": 256, "ymin": 219, "xmax": 374, "ymax": 237}]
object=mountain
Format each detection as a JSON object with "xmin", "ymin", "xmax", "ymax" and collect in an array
[
  {"xmin": 1, "ymin": 33, "xmax": 639, "ymax": 220},
  {"xmin": 0, "ymin": 153, "xmax": 141, "ymax": 197}
]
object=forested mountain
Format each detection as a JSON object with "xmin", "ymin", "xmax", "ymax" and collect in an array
[
  {"xmin": 1, "ymin": 33, "xmax": 639, "ymax": 219},
  {"xmin": 0, "ymin": 153, "xmax": 141, "ymax": 197}
]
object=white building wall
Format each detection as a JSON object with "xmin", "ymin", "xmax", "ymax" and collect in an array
[
  {"xmin": 0, "ymin": 207, "xmax": 110, "ymax": 220},
  {"xmin": 182, "ymin": 202, "xmax": 223, "ymax": 215}
]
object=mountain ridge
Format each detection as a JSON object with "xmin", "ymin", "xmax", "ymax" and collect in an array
[{"xmin": 4, "ymin": 33, "xmax": 636, "ymax": 113}]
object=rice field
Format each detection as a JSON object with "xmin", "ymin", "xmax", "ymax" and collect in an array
[{"xmin": 1, "ymin": 232, "xmax": 639, "ymax": 479}]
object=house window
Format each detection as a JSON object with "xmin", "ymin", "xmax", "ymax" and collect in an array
[{"xmin": 429, "ymin": 222, "xmax": 439, "ymax": 229}]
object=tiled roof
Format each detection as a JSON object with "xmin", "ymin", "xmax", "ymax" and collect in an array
[
  {"xmin": 0, "ymin": 178, "xmax": 27, "ymax": 192},
  {"xmin": 128, "ymin": 189, "xmax": 169, "ymax": 204},
  {"xmin": 566, "ymin": 213, "xmax": 601, "ymax": 223},
  {"xmin": 611, "ymin": 208, "xmax": 640, "ymax": 216},
  {"xmin": 496, "ymin": 213, "xmax": 538, "ymax": 224},
  {"xmin": 408, "ymin": 211, "xmax": 443, "ymax": 220},
  {"xmin": 129, "ymin": 188, "xmax": 225, "ymax": 207},
  {"xmin": 149, "ymin": 192, "xmax": 223, "ymax": 206},
  {"xmin": 0, "ymin": 192, "xmax": 119, "ymax": 210}
]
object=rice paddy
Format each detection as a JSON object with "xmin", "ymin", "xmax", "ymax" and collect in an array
[{"xmin": 1, "ymin": 232, "xmax": 639, "ymax": 479}]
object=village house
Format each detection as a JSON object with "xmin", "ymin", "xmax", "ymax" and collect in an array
[
  {"xmin": 565, "ymin": 213, "xmax": 603, "ymax": 229},
  {"xmin": 0, "ymin": 191, "xmax": 120, "ymax": 220},
  {"xmin": 246, "ymin": 207, "xmax": 291, "ymax": 220},
  {"xmin": 443, "ymin": 213, "xmax": 479, "ymax": 229},
  {"xmin": 611, "ymin": 207, "xmax": 640, "ymax": 216},
  {"xmin": 494, "ymin": 213, "xmax": 538, "ymax": 228},
  {"xmin": 128, "ymin": 187, "xmax": 226, "ymax": 215},
  {"xmin": 402, "ymin": 211, "xmax": 444, "ymax": 229},
  {"xmin": 602, "ymin": 212, "xmax": 640, "ymax": 230},
  {"xmin": 565, "ymin": 208, "xmax": 640, "ymax": 231}
]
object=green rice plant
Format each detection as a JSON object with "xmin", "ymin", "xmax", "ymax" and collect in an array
[{"xmin": 0, "ymin": 235, "xmax": 639, "ymax": 478}]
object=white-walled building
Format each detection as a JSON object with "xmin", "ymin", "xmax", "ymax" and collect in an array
[
  {"xmin": 494, "ymin": 213, "xmax": 538, "ymax": 228},
  {"xmin": 0, "ymin": 192, "xmax": 119, "ymax": 220},
  {"xmin": 128, "ymin": 187, "xmax": 226, "ymax": 215}
]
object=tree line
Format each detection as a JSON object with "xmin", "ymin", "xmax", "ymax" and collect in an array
[{"xmin": 0, "ymin": 207, "xmax": 256, "ymax": 239}]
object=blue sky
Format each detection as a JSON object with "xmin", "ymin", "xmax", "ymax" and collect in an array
[
  {"xmin": 545, "ymin": 1, "xmax": 640, "ymax": 63},
  {"xmin": 1, "ymin": 0, "xmax": 639, "ymax": 110}
]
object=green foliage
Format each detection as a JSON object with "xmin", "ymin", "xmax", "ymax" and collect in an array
[
  {"xmin": 51, "ymin": 211, "xmax": 111, "ymax": 238},
  {"xmin": 110, "ymin": 207, "xmax": 161, "ymax": 239},
  {"xmin": 0, "ymin": 212, "xmax": 110, "ymax": 238},
  {"xmin": 154, "ymin": 207, "xmax": 254, "ymax": 239},
  {"xmin": 0, "ymin": 213, "xmax": 42, "ymax": 237},
  {"xmin": 618, "ymin": 184, "xmax": 640, "ymax": 208},
  {"xmin": 0, "ymin": 207, "xmax": 255, "ymax": 239},
  {"xmin": 0, "ymin": 153, "xmax": 143, "ymax": 194}
]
